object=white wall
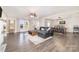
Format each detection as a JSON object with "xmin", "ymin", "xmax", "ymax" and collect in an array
[{"xmin": 0, "ymin": 21, "xmax": 4, "ymax": 46}]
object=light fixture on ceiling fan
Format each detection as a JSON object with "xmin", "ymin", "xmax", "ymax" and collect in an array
[{"xmin": 30, "ymin": 13, "xmax": 37, "ymax": 18}]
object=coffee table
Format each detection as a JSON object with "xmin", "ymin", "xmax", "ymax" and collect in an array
[{"xmin": 28, "ymin": 30, "xmax": 37, "ymax": 36}]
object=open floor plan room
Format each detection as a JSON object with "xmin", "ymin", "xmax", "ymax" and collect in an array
[{"xmin": 0, "ymin": 6, "xmax": 79, "ymax": 52}]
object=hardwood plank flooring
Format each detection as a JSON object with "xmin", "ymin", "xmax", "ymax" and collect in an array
[{"xmin": 5, "ymin": 32, "xmax": 79, "ymax": 52}]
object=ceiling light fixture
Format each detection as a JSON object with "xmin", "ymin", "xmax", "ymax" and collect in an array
[{"xmin": 30, "ymin": 13, "xmax": 37, "ymax": 18}]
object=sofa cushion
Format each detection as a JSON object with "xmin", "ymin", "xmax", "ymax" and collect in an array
[
  {"xmin": 40, "ymin": 27, "xmax": 49, "ymax": 31},
  {"xmin": 47, "ymin": 27, "xmax": 51, "ymax": 31},
  {"xmin": 38, "ymin": 30, "xmax": 48, "ymax": 35}
]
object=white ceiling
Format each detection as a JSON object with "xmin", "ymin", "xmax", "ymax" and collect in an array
[{"xmin": 2, "ymin": 6, "xmax": 79, "ymax": 18}]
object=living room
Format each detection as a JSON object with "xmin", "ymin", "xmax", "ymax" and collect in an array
[{"xmin": 0, "ymin": 6, "xmax": 79, "ymax": 52}]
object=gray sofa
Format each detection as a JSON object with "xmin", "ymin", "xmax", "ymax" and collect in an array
[{"xmin": 38, "ymin": 27, "xmax": 54, "ymax": 38}]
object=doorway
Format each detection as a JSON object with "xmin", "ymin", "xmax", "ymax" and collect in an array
[
  {"xmin": 8, "ymin": 20, "xmax": 15, "ymax": 33},
  {"xmin": 18, "ymin": 18, "xmax": 29, "ymax": 32}
]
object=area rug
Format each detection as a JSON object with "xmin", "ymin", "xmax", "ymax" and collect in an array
[{"xmin": 28, "ymin": 34, "xmax": 52, "ymax": 45}]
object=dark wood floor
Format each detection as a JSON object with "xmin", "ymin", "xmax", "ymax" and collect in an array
[{"xmin": 5, "ymin": 32, "xmax": 79, "ymax": 52}]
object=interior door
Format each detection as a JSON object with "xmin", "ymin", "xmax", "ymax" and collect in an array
[{"xmin": 9, "ymin": 20, "xmax": 15, "ymax": 33}]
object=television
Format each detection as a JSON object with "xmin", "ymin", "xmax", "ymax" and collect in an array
[{"xmin": 59, "ymin": 20, "xmax": 65, "ymax": 24}]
